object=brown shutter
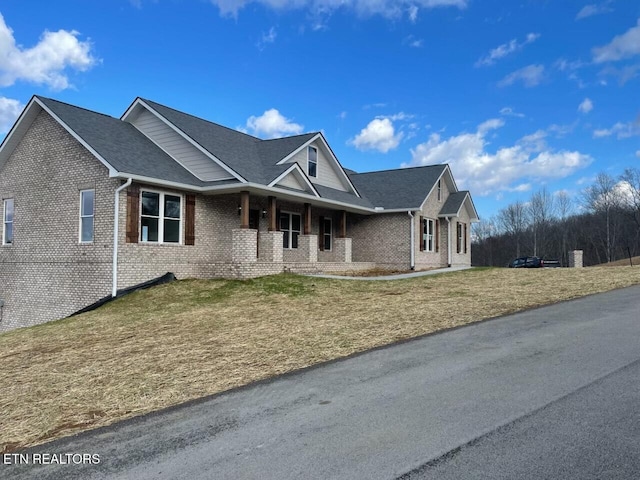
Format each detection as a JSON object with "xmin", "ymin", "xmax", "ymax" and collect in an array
[
  {"xmin": 419, "ymin": 216, "xmax": 424, "ymax": 251},
  {"xmin": 126, "ymin": 185, "xmax": 140, "ymax": 243},
  {"xmin": 464, "ymin": 223, "xmax": 468, "ymax": 254},
  {"xmin": 456, "ymin": 222, "xmax": 461, "ymax": 253},
  {"xmin": 435, "ymin": 219, "xmax": 440, "ymax": 253},
  {"xmin": 185, "ymin": 194, "xmax": 196, "ymax": 246},
  {"xmin": 319, "ymin": 216, "xmax": 325, "ymax": 251},
  {"xmin": 276, "ymin": 209, "xmax": 281, "ymax": 231}
]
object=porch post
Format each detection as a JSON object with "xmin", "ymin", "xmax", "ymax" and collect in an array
[
  {"xmin": 339, "ymin": 210, "xmax": 347, "ymax": 238},
  {"xmin": 304, "ymin": 203, "xmax": 312, "ymax": 235},
  {"xmin": 240, "ymin": 190, "xmax": 250, "ymax": 229},
  {"xmin": 268, "ymin": 195, "xmax": 277, "ymax": 231}
]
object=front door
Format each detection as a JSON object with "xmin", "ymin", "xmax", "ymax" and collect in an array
[{"xmin": 249, "ymin": 209, "xmax": 260, "ymax": 256}]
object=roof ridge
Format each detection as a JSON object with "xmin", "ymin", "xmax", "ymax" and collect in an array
[
  {"xmin": 139, "ymin": 98, "xmax": 261, "ymax": 142},
  {"xmin": 351, "ymin": 163, "xmax": 447, "ymax": 176},
  {"xmin": 36, "ymin": 95, "xmax": 117, "ymax": 120},
  {"xmin": 259, "ymin": 132, "xmax": 319, "ymax": 143}
]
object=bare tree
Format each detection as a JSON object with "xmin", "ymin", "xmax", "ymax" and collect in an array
[
  {"xmin": 498, "ymin": 201, "xmax": 529, "ymax": 257},
  {"xmin": 528, "ymin": 187, "xmax": 555, "ymax": 257},
  {"xmin": 555, "ymin": 191, "xmax": 573, "ymax": 266}
]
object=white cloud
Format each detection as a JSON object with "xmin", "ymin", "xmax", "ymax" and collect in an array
[
  {"xmin": 0, "ymin": 13, "xmax": 97, "ymax": 90},
  {"xmin": 578, "ymin": 98, "xmax": 593, "ymax": 114},
  {"xmin": 593, "ymin": 121, "xmax": 640, "ymax": 139},
  {"xmin": 576, "ymin": 2, "xmax": 613, "ymax": 20},
  {"xmin": 403, "ymin": 35, "xmax": 424, "ymax": 48},
  {"xmin": 477, "ymin": 118, "xmax": 504, "ymax": 135},
  {"xmin": 475, "ymin": 33, "xmax": 540, "ymax": 67},
  {"xmin": 598, "ymin": 63, "xmax": 640, "ymax": 85},
  {"xmin": 257, "ymin": 26, "xmax": 277, "ymax": 49},
  {"xmin": 499, "ymin": 106, "xmax": 525, "ymax": 118},
  {"xmin": 498, "ymin": 64, "xmax": 545, "ymax": 88},
  {"xmin": 0, "ymin": 96, "xmax": 23, "ymax": 133},
  {"xmin": 592, "ymin": 19, "xmax": 640, "ymax": 63},
  {"xmin": 403, "ymin": 120, "xmax": 592, "ymax": 196},
  {"xmin": 636, "ymin": 150, "xmax": 640, "ymax": 158},
  {"xmin": 209, "ymin": 0, "xmax": 466, "ymax": 19},
  {"xmin": 350, "ymin": 117, "xmax": 403, "ymax": 153},
  {"xmin": 245, "ymin": 109, "xmax": 304, "ymax": 138}
]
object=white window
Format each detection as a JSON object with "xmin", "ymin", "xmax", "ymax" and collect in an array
[
  {"xmin": 3, "ymin": 198, "xmax": 13, "ymax": 245},
  {"xmin": 437, "ymin": 179, "xmax": 442, "ymax": 202},
  {"xmin": 79, "ymin": 190, "xmax": 95, "ymax": 243},
  {"xmin": 308, "ymin": 146, "xmax": 318, "ymax": 178},
  {"xmin": 141, "ymin": 191, "xmax": 182, "ymax": 244},
  {"xmin": 422, "ymin": 218, "xmax": 434, "ymax": 252},
  {"xmin": 280, "ymin": 212, "xmax": 301, "ymax": 249},
  {"xmin": 322, "ymin": 217, "xmax": 332, "ymax": 251}
]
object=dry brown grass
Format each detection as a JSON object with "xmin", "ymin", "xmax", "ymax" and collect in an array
[{"xmin": 2, "ymin": 266, "xmax": 640, "ymax": 452}]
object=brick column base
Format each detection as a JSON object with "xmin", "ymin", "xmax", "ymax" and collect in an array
[
  {"xmin": 568, "ymin": 250, "xmax": 583, "ymax": 268},
  {"xmin": 298, "ymin": 235, "xmax": 318, "ymax": 263},
  {"xmin": 333, "ymin": 237, "xmax": 352, "ymax": 263},
  {"xmin": 259, "ymin": 231, "xmax": 284, "ymax": 262},
  {"xmin": 232, "ymin": 229, "xmax": 257, "ymax": 263}
]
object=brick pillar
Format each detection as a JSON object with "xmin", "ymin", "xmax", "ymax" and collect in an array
[
  {"xmin": 568, "ymin": 250, "xmax": 583, "ymax": 268},
  {"xmin": 232, "ymin": 228, "xmax": 257, "ymax": 263},
  {"xmin": 298, "ymin": 235, "xmax": 318, "ymax": 263},
  {"xmin": 333, "ymin": 237, "xmax": 352, "ymax": 263},
  {"xmin": 259, "ymin": 231, "xmax": 283, "ymax": 262}
]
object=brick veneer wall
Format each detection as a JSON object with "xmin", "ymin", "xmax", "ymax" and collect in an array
[
  {"xmin": 0, "ymin": 111, "xmax": 119, "ymax": 331},
  {"xmin": 349, "ymin": 212, "xmax": 411, "ymax": 269}
]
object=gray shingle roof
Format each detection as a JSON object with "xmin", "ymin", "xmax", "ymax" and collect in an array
[
  {"xmin": 140, "ymin": 99, "xmax": 317, "ymax": 184},
  {"xmin": 37, "ymin": 96, "xmax": 212, "ymax": 187},
  {"xmin": 313, "ymin": 184, "xmax": 373, "ymax": 208},
  {"xmin": 439, "ymin": 191, "xmax": 470, "ymax": 216},
  {"xmin": 349, "ymin": 165, "xmax": 447, "ymax": 209}
]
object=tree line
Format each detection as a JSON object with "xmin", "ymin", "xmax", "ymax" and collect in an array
[{"xmin": 471, "ymin": 167, "xmax": 640, "ymax": 267}]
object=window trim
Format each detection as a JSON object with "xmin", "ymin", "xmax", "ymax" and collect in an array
[
  {"xmin": 139, "ymin": 189, "xmax": 183, "ymax": 245},
  {"xmin": 307, "ymin": 146, "xmax": 318, "ymax": 178},
  {"xmin": 280, "ymin": 210, "xmax": 301, "ymax": 250},
  {"xmin": 422, "ymin": 218, "xmax": 434, "ymax": 252},
  {"xmin": 3, "ymin": 198, "xmax": 13, "ymax": 246},
  {"xmin": 79, "ymin": 189, "xmax": 95, "ymax": 244},
  {"xmin": 323, "ymin": 217, "xmax": 332, "ymax": 252}
]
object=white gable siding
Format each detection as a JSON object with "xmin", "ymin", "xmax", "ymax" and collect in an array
[
  {"xmin": 276, "ymin": 171, "xmax": 307, "ymax": 191},
  {"xmin": 287, "ymin": 142, "xmax": 349, "ymax": 192},
  {"xmin": 131, "ymin": 109, "xmax": 232, "ymax": 181}
]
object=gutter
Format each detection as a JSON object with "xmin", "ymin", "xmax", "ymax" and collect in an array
[
  {"xmin": 446, "ymin": 216, "xmax": 452, "ymax": 267},
  {"xmin": 408, "ymin": 211, "xmax": 415, "ymax": 270},
  {"xmin": 112, "ymin": 178, "xmax": 133, "ymax": 297}
]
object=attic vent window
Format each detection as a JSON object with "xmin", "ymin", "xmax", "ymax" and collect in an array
[
  {"xmin": 3, "ymin": 198, "xmax": 13, "ymax": 245},
  {"xmin": 308, "ymin": 146, "xmax": 318, "ymax": 178}
]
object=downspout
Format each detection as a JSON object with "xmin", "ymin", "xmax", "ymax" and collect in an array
[
  {"xmin": 446, "ymin": 217, "xmax": 452, "ymax": 267},
  {"xmin": 112, "ymin": 178, "xmax": 133, "ymax": 297},
  {"xmin": 408, "ymin": 211, "xmax": 415, "ymax": 270}
]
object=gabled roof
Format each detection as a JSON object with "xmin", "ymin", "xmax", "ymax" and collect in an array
[
  {"xmin": 349, "ymin": 165, "xmax": 448, "ymax": 209},
  {"xmin": 439, "ymin": 191, "xmax": 479, "ymax": 221},
  {"xmin": 35, "ymin": 97, "xmax": 212, "ymax": 186},
  {"xmin": 137, "ymin": 98, "xmax": 317, "ymax": 185}
]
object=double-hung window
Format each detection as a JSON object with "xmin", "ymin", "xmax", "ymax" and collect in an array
[
  {"xmin": 79, "ymin": 190, "xmax": 95, "ymax": 243},
  {"xmin": 280, "ymin": 212, "xmax": 301, "ymax": 249},
  {"xmin": 141, "ymin": 191, "xmax": 182, "ymax": 243},
  {"xmin": 308, "ymin": 146, "xmax": 318, "ymax": 178},
  {"xmin": 3, "ymin": 198, "xmax": 13, "ymax": 245},
  {"xmin": 422, "ymin": 218, "xmax": 434, "ymax": 252}
]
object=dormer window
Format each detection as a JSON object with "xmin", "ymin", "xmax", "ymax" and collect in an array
[{"xmin": 308, "ymin": 146, "xmax": 318, "ymax": 178}]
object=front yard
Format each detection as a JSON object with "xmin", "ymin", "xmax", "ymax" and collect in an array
[{"xmin": 1, "ymin": 266, "xmax": 640, "ymax": 452}]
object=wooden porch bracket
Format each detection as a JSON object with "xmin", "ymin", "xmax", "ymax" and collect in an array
[
  {"xmin": 240, "ymin": 190, "xmax": 250, "ymax": 229},
  {"xmin": 267, "ymin": 196, "xmax": 277, "ymax": 232},
  {"xmin": 304, "ymin": 203, "xmax": 312, "ymax": 235}
]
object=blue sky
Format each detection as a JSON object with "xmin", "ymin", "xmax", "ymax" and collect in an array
[{"xmin": 1, "ymin": 0, "xmax": 639, "ymax": 218}]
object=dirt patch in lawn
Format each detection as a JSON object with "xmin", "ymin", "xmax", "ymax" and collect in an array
[{"xmin": 2, "ymin": 266, "xmax": 640, "ymax": 452}]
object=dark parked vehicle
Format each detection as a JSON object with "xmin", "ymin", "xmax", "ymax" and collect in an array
[{"xmin": 508, "ymin": 256, "xmax": 561, "ymax": 268}]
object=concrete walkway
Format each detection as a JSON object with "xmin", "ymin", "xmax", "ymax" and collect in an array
[{"xmin": 306, "ymin": 265, "xmax": 472, "ymax": 281}]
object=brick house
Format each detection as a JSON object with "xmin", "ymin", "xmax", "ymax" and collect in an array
[{"xmin": 0, "ymin": 96, "xmax": 478, "ymax": 331}]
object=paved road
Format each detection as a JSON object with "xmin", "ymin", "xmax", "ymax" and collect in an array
[{"xmin": 4, "ymin": 286, "xmax": 640, "ymax": 480}]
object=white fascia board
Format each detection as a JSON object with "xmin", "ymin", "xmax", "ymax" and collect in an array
[
  {"xmin": 268, "ymin": 163, "xmax": 320, "ymax": 197},
  {"xmin": 35, "ymin": 97, "xmax": 119, "ymax": 176},
  {"xmin": 277, "ymin": 132, "xmax": 361, "ymax": 198},
  {"xmin": 124, "ymin": 99, "xmax": 247, "ymax": 183},
  {"xmin": 112, "ymin": 172, "xmax": 373, "ymax": 213}
]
